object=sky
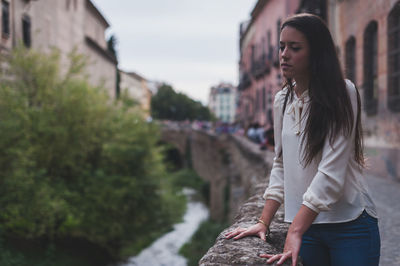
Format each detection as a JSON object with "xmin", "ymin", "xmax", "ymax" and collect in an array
[{"xmin": 91, "ymin": 0, "xmax": 257, "ymax": 105}]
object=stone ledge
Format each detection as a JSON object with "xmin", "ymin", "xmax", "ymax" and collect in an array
[{"xmin": 199, "ymin": 184, "xmax": 303, "ymax": 266}]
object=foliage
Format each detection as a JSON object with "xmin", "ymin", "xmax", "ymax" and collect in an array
[
  {"xmin": 151, "ymin": 84, "xmax": 214, "ymax": 121},
  {"xmin": 166, "ymin": 168, "xmax": 215, "ymax": 266},
  {"xmin": 179, "ymin": 220, "xmax": 228, "ymax": 266},
  {"xmin": 169, "ymin": 168, "xmax": 210, "ymax": 203},
  {"xmin": 0, "ymin": 234, "xmax": 90, "ymax": 266},
  {"xmin": 107, "ymin": 35, "xmax": 118, "ymax": 59},
  {"xmin": 107, "ymin": 34, "xmax": 120, "ymax": 98},
  {"xmin": 0, "ymin": 46, "xmax": 185, "ymax": 262},
  {"xmin": 0, "ymin": 234, "xmax": 26, "ymax": 266}
]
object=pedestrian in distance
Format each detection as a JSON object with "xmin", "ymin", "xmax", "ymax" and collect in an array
[{"xmin": 225, "ymin": 13, "xmax": 380, "ymax": 266}]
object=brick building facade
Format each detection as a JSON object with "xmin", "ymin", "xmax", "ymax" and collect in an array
[
  {"xmin": 237, "ymin": 0, "xmax": 400, "ymax": 180},
  {"xmin": 337, "ymin": 0, "xmax": 400, "ymax": 181},
  {"xmin": 236, "ymin": 0, "xmax": 300, "ymax": 130}
]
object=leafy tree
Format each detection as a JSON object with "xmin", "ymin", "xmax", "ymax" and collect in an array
[
  {"xmin": 107, "ymin": 34, "xmax": 120, "ymax": 99},
  {"xmin": 151, "ymin": 84, "xmax": 213, "ymax": 121},
  {"xmin": 0, "ymin": 46, "xmax": 185, "ymax": 262}
]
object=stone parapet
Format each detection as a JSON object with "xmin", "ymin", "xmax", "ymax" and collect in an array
[
  {"xmin": 160, "ymin": 124, "xmax": 301, "ymax": 265},
  {"xmin": 199, "ymin": 183, "xmax": 302, "ymax": 266}
]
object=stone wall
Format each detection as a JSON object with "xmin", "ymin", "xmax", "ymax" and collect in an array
[
  {"xmin": 161, "ymin": 124, "xmax": 302, "ymax": 265},
  {"xmin": 226, "ymin": 135, "xmax": 273, "ymax": 221},
  {"xmin": 199, "ymin": 184, "xmax": 301, "ymax": 266},
  {"xmin": 161, "ymin": 125, "xmax": 231, "ymax": 221},
  {"xmin": 160, "ymin": 125, "xmax": 271, "ymax": 222}
]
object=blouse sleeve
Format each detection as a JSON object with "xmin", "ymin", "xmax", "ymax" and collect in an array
[
  {"xmin": 263, "ymin": 89, "xmax": 286, "ymax": 203},
  {"xmin": 302, "ymin": 80, "xmax": 358, "ymax": 213}
]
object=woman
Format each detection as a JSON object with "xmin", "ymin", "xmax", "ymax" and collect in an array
[{"xmin": 225, "ymin": 13, "xmax": 380, "ymax": 266}]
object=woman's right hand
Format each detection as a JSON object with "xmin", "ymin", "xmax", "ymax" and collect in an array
[{"xmin": 225, "ymin": 223, "xmax": 268, "ymax": 242}]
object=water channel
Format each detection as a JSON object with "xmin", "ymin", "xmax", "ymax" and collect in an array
[{"xmin": 122, "ymin": 188, "xmax": 209, "ymax": 266}]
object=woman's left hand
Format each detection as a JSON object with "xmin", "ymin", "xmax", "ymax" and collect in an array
[
  {"xmin": 259, "ymin": 229, "xmax": 302, "ymax": 266},
  {"xmin": 260, "ymin": 205, "xmax": 317, "ymax": 265}
]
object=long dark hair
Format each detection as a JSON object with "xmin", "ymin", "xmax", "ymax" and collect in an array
[{"xmin": 280, "ymin": 13, "xmax": 364, "ymax": 167}]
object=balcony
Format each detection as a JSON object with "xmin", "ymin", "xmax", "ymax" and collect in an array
[
  {"xmin": 251, "ymin": 53, "xmax": 271, "ymax": 80},
  {"xmin": 238, "ymin": 72, "xmax": 251, "ymax": 91},
  {"xmin": 271, "ymin": 46, "xmax": 280, "ymax": 68}
]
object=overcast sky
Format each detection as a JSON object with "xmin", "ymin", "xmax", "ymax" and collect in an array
[{"xmin": 91, "ymin": 0, "xmax": 257, "ymax": 105}]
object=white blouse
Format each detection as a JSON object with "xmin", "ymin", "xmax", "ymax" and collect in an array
[{"xmin": 263, "ymin": 80, "xmax": 377, "ymax": 224}]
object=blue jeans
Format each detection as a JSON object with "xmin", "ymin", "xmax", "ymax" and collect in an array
[{"xmin": 299, "ymin": 210, "xmax": 380, "ymax": 266}]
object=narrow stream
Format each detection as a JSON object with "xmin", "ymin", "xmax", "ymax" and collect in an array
[{"xmin": 122, "ymin": 188, "xmax": 209, "ymax": 266}]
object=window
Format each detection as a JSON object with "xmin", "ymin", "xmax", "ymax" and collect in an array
[
  {"xmin": 363, "ymin": 21, "xmax": 378, "ymax": 115},
  {"xmin": 262, "ymin": 37, "xmax": 266, "ymax": 55},
  {"xmin": 22, "ymin": 14, "xmax": 31, "ymax": 47},
  {"xmin": 267, "ymin": 30, "xmax": 273, "ymax": 61},
  {"xmin": 255, "ymin": 90, "xmax": 259, "ymax": 111},
  {"xmin": 262, "ymin": 87, "xmax": 266, "ymax": 111},
  {"xmin": 267, "ymin": 108, "xmax": 273, "ymax": 125},
  {"xmin": 276, "ymin": 19, "xmax": 281, "ymax": 52},
  {"xmin": 2, "ymin": 0, "xmax": 9, "ymax": 37},
  {"xmin": 251, "ymin": 44, "xmax": 256, "ymax": 66},
  {"xmin": 267, "ymin": 90, "xmax": 272, "ymax": 104},
  {"xmin": 297, "ymin": 0, "xmax": 327, "ymax": 21},
  {"xmin": 267, "ymin": 90, "xmax": 273, "ymax": 125},
  {"xmin": 388, "ymin": 3, "xmax": 400, "ymax": 112},
  {"xmin": 345, "ymin": 36, "xmax": 356, "ymax": 84},
  {"xmin": 273, "ymin": 19, "xmax": 281, "ymax": 67}
]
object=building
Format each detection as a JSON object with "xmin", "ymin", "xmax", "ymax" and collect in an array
[
  {"xmin": 237, "ymin": 0, "xmax": 400, "ymax": 180},
  {"xmin": 208, "ymin": 83, "xmax": 237, "ymax": 123},
  {"xmin": 336, "ymin": 0, "xmax": 400, "ymax": 181},
  {"xmin": 236, "ymin": 0, "xmax": 301, "ymax": 129},
  {"xmin": 119, "ymin": 70, "xmax": 151, "ymax": 114},
  {"xmin": 236, "ymin": 0, "xmax": 333, "ymax": 129},
  {"xmin": 0, "ymin": 0, "xmax": 117, "ymax": 98}
]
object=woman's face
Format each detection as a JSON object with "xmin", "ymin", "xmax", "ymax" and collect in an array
[{"xmin": 279, "ymin": 26, "xmax": 310, "ymax": 81}]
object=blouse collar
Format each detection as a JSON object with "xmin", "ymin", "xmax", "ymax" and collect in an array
[{"xmin": 287, "ymin": 89, "xmax": 309, "ymax": 136}]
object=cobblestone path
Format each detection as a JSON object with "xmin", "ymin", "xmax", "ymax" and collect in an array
[{"xmin": 366, "ymin": 175, "xmax": 400, "ymax": 266}]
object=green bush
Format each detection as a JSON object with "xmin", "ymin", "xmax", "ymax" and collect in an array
[
  {"xmin": 170, "ymin": 168, "xmax": 205, "ymax": 190},
  {"xmin": 0, "ymin": 46, "xmax": 185, "ymax": 261},
  {"xmin": 179, "ymin": 220, "xmax": 228, "ymax": 266}
]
